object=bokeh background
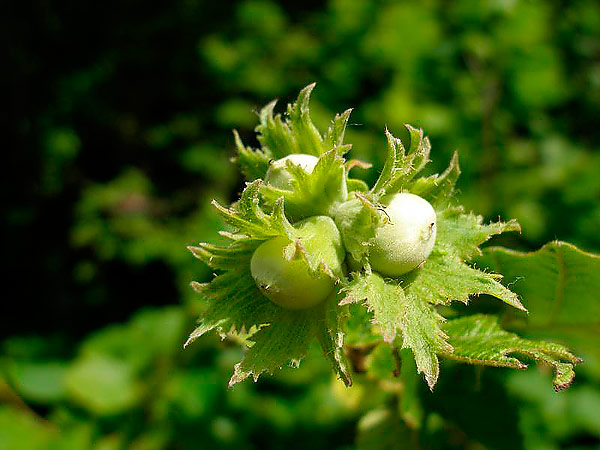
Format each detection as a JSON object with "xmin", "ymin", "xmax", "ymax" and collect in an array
[{"xmin": 3, "ymin": 0, "xmax": 600, "ymax": 448}]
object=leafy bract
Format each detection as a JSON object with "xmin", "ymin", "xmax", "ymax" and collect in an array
[
  {"xmin": 229, "ymin": 297, "xmax": 325, "ymax": 385},
  {"xmin": 260, "ymin": 145, "xmax": 350, "ymax": 220},
  {"xmin": 407, "ymin": 152, "xmax": 460, "ymax": 208},
  {"xmin": 211, "ymin": 179, "xmax": 293, "ymax": 242},
  {"xmin": 333, "ymin": 192, "xmax": 383, "ymax": 263},
  {"xmin": 443, "ymin": 314, "xmax": 582, "ymax": 391},
  {"xmin": 233, "ymin": 130, "xmax": 270, "ymax": 181},
  {"xmin": 187, "ymin": 180, "xmax": 351, "ymax": 386},
  {"xmin": 407, "ymin": 254, "xmax": 522, "ymax": 310},
  {"xmin": 342, "ymin": 271, "xmax": 451, "ymax": 389},
  {"xmin": 233, "ymin": 84, "xmax": 356, "ymax": 222},
  {"xmin": 370, "ymin": 126, "xmax": 431, "ymax": 201},
  {"xmin": 235, "ymin": 83, "xmax": 353, "ymax": 180},
  {"xmin": 340, "ymin": 135, "xmax": 527, "ymax": 388},
  {"xmin": 366, "ymin": 125, "xmax": 459, "ymax": 207},
  {"xmin": 436, "ymin": 207, "xmax": 522, "ymax": 261},
  {"xmin": 413, "ymin": 207, "xmax": 526, "ymax": 312}
]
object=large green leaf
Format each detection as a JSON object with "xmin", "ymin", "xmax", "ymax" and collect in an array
[{"xmin": 480, "ymin": 241, "xmax": 600, "ymax": 357}]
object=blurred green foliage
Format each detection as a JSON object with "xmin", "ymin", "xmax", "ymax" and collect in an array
[{"xmin": 3, "ymin": 0, "xmax": 600, "ymax": 448}]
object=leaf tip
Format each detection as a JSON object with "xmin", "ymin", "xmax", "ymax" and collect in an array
[
  {"xmin": 190, "ymin": 280, "xmax": 206, "ymax": 293},
  {"xmin": 424, "ymin": 373, "xmax": 438, "ymax": 391},
  {"xmin": 228, "ymin": 363, "xmax": 250, "ymax": 388},
  {"xmin": 553, "ymin": 374, "xmax": 575, "ymax": 392},
  {"xmin": 183, "ymin": 336, "xmax": 194, "ymax": 349}
]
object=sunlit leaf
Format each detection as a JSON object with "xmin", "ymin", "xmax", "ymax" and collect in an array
[
  {"xmin": 443, "ymin": 314, "xmax": 581, "ymax": 391},
  {"xmin": 480, "ymin": 241, "xmax": 600, "ymax": 357}
]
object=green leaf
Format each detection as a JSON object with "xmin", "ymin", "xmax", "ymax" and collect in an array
[
  {"xmin": 7, "ymin": 361, "xmax": 67, "ymax": 403},
  {"xmin": 0, "ymin": 406, "xmax": 49, "ymax": 450},
  {"xmin": 342, "ymin": 272, "xmax": 401, "ymax": 343},
  {"xmin": 229, "ymin": 308, "xmax": 315, "ymax": 386},
  {"xmin": 166, "ymin": 369, "xmax": 221, "ymax": 420},
  {"xmin": 65, "ymin": 354, "xmax": 141, "ymax": 415},
  {"xmin": 0, "ymin": 405, "xmax": 94, "ymax": 450},
  {"xmin": 480, "ymin": 241, "xmax": 600, "ymax": 358},
  {"xmin": 443, "ymin": 314, "xmax": 581, "ymax": 391},
  {"xmin": 342, "ymin": 271, "xmax": 451, "ymax": 389},
  {"xmin": 79, "ymin": 307, "xmax": 185, "ymax": 372}
]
